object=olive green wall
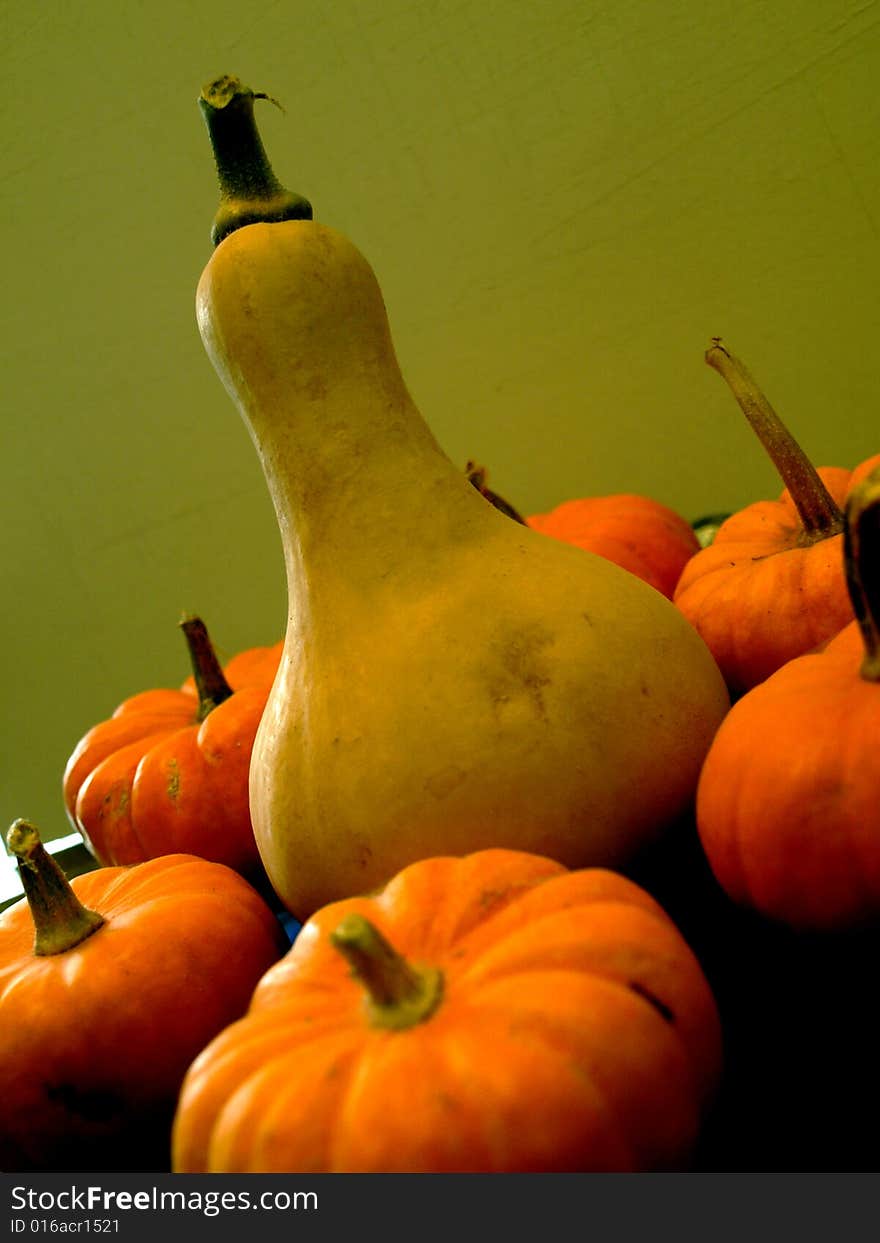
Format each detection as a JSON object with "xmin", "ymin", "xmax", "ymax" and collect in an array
[{"xmin": 3, "ymin": 0, "xmax": 879, "ymax": 843}]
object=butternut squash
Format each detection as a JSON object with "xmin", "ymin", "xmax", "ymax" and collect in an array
[{"xmin": 196, "ymin": 77, "xmax": 730, "ymax": 917}]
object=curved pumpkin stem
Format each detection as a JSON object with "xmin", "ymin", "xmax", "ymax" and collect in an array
[
  {"xmin": 7, "ymin": 820, "xmax": 105, "ymax": 956},
  {"xmin": 179, "ymin": 615, "xmax": 235, "ymax": 722},
  {"xmin": 705, "ymin": 341, "xmax": 844, "ymax": 540},
  {"xmin": 843, "ymin": 467, "xmax": 880, "ymax": 681},
  {"xmin": 330, "ymin": 914, "xmax": 443, "ymax": 1030},
  {"xmin": 466, "ymin": 461, "xmax": 527, "ymax": 525},
  {"xmin": 199, "ymin": 73, "xmax": 313, "ymax": 247}
]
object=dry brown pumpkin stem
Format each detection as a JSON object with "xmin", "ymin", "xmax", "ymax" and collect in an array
[
  {"xmin": 179, "ymin": 615, "xmax": 235, "ymax": 722},
  {"xmin": 199, "ymin": 73, "xmax": 312, "ymax": 247},
  {"xmin": 465, "ymin": 461, "xmax": 528, "ymax": 525},
  {"xmin": 843, "ymin": 468, "xmax": 880, "ymax": 681},
  {"xmin": 330, "ymin": 914, "xmax": 444, "ymax": 1030},
  {"xmin": 706, "ymin": 340, "xmax": 845, "ymax": 540},
  {"xmin": 6, "ymin": 819, "xmax": 105, "ymax": 956}
]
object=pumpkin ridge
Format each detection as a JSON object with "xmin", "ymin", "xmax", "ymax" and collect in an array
[
  {"xmin": 447, "ymin": 1013, "xmax": 634, "ymax": 1171},
  {"xmin": 326, "ymin": 1033, "xmax": 440, "ymax": 1172},
  {"xmin": 115, "ymin": 687, "xmax": 200, "ymax": 715},
  {"xmin": 316, "ymin": 1003, "xmax": 633, "ymax": 1172},
  {"xmin": 63, "ymin": 722, "xmax": 173, "ymax": 849},
  {"xmin": 131, "ymin": 749, "xmax": 189, "ymax": 857},
  {"xmin": 451, "ymin": 897, "xmax": 676, "ymax": 979},
  {"xmin": 246, "ymin": 1034, "xmax": 367, "ymax": 1172},
  {"xmin": 439, "ymin": 865, "xmax": 672, "ymax": 956},
  {"xmin": 128, "ymin": 731, "xmax": 207, "ymax": 859},
  {"xmin": 394, "ymin": 851, "xmax": 566, "ymax": 953},
  {"xmin": 451, "ymin": 969, "xmax": 703, "ymax": 1170},
  {"xmin": 196, "ymin": 683, "xmax": 272, "ymax": 748},
  {"xmin": 173, "ymin": 1011, "xmax": 366, "ymax": 1172},
  {"xmin": 459, "ymin": 963, "xmax": 696, "ymax": 1072},
  {"xmin": 70, "ymin": 860, "xmax": 152, "ymax": 915},
  {"xmin": 678, "ymin": 538, "xmax": 852, "ymax": 693},
  {"xmin": 449, "ymin": 903, "xmax": 721, "ymax": 1104},
  {"xmin": 127, "ymin": 744, "xmax": 190, "ymax": 859},
  {"xmin": 65, "ymin": 714, "xmax": 192, "ymax": 803},
  {"xmin": 72, "ymin": 853, "xmax": 216, "ymax": 915},
  {"xmin": 73, "ymin": 744, "xmax": 158, "ymax": 864}
]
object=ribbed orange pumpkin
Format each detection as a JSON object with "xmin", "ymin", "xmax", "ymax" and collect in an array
[
  {"xmin": 172, "ymin": 848, "xmax": 722, "ymax": 1173},
  {"xmin": 0, "ymin": 821, "xmax": 286, "ymax": 1171},
  {"xmin": 63, "ymin": 617, "xmax": 281, "ymax": 885},
  {"xmin": 695, "ymin": 465, "xmax": 880, "ymax": 930},
  {"xmin": 674, "ymin": 341, "xmax": 880, "ymax": 696}
]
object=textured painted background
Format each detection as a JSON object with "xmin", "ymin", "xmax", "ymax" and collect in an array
[{"xmin": 3, "ymin": 0, "xmax": 879, "ymax": 843}]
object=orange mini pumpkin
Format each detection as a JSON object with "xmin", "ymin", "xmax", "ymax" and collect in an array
[
  {"xmin": 63, "ymin": 617, "xmax": 281, "ymax": 884},
  {"xmin": 0, "ymin": 821, "xmax": 286, "ymax": 1171},
  {"xmin": 172, "ymin": 848, "xmax": 722, "ymax": 1173},
  {"xmin": 674, "ymin": 341, "xmax": 880, "ymax": 696},
  {"xmin": 695, "ymin": 465, "xmax": 880, "ymax": 930}
]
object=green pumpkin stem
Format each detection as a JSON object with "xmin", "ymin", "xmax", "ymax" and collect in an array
[
  {"xmin": 706, "ymin": 341, "xmax": 844, "ymax": 540},
  {"xmin": 330, "ymin": 914, "xmax": 443, "ymax": 1031},
  {"xmin": 199, "ymin": 73, "xmax": 313, "ymax": 248},
  {"xmin": 843, "ymin": 468, "xmax": 880, "ymax": 682},
  {"xmin": 179, "ymin": 615, "xmax": 235, "ymax": 722},
  {"xmin": 6, "ymin": 820, "xmax": 105, "ymax": 956}
]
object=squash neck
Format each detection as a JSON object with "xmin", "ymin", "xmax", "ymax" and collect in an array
[
  {"xmin": 198, "ymin": 223, "xmax": 503, "ymax": 585},
  {"xmin": 244, "ymin": 381, "xmax": 494, "ymax": 590}
]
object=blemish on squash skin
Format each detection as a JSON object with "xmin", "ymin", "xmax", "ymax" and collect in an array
[
  {"xmin": 166, "ymin": 759, "xmax": 181, "ymax": 802},
  {"xmin": 485, "ymin": 623, "xmax": 554, "ymax": 720},
  {"xmin": 351, "ymin": 837, "xmax": 374, "ymax": 870},
  {"xmin": 425, "ymin": 766, "xmax": 466, "ymax": 799},
  {"xmin": 105, "ymin": 789, "xmax": 128, "ymax": 815}
]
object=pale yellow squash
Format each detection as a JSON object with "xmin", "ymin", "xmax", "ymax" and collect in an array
[{"xmin": 196, "ymin": 80, "xmax": 729, "ymax": 917}]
